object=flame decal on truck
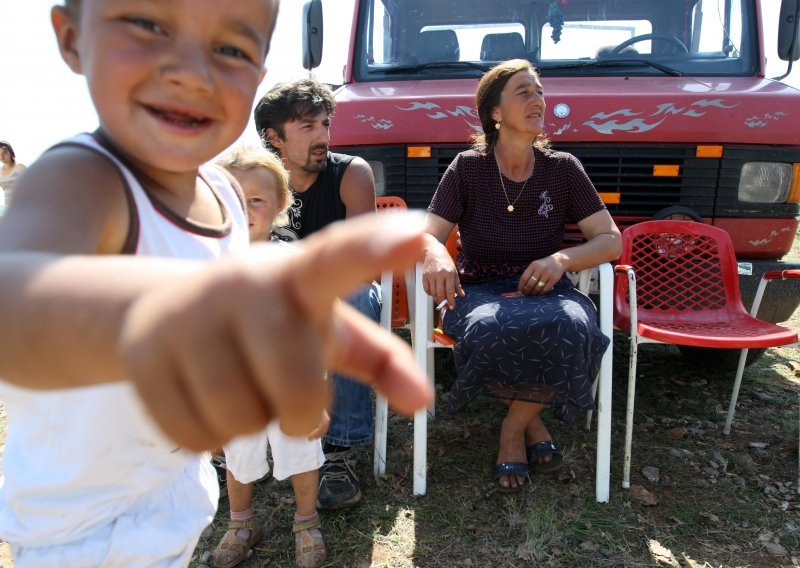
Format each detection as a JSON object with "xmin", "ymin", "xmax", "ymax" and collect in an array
[
  {"xmin": 583, "ymin": 99, "xmax": 738, "ymax": 135},
  {"xmin": 744, "ymin": 111, "xmax": 788, "ymax": 128},
  {"xmin": 553, "ymin": 122, "xmax": 571, "ymax": 135},
  {"xmin": 748, "ymin": 225, "xmax": 795, "ymax": 247},
  {"xmin": 396, "ymin": 102, "xmax": 482, "ymax": 131},
  {"xmin": 354, "ymin": 114, "xmax": 394, "ymax": 130}
]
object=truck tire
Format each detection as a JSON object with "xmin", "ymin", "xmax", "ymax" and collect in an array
[
  {"xmin": 677, "ymin": 345, "xmax": 766, "ymax": 370},
  {"xmin": 651, "ymin": 205, "xmax": 704, "ymax": 222}
]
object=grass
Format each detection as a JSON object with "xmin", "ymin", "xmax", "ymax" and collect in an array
[{"xmin": 190, "ymin": 238, "xmax": 800, "ymax": 567}]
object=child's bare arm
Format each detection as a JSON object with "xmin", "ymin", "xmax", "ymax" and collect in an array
[
  {"xmin": 0, "ymin": 252, "xmax": 197, "ymax": 386},
  {"xmin": 0, "ymin": 210, "xmax": 430, "ymax": 450},
  {"xmin": 0, "ymin": 145, "xmax": 150, "ymax": 383}
]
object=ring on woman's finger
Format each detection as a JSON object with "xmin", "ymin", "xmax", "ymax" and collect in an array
[
  {"xmin": 529, "ymin": 275, "xmax": 538, "ymax": 281},
  {"xmin": 537, "ymin": 281, "xmax": 546, "ymax": 287}
]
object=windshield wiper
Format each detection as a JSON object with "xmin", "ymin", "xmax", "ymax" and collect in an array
[
  {"xmin": 539, "ymin": 58, "xmax": 683, "ymax": 77},
  {"xmin": 378, "ymin": 61, "xmax": 492, "ymax": 74}
]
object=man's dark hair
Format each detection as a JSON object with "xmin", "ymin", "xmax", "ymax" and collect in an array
[{"xmin": 253, "ymin": 79, "xmax": 336, "ymax": 154}]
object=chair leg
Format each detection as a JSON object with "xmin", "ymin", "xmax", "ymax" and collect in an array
[
  {"xmin": 595, "ymin": 356, "xmax": 612, "ymax": 503},
  {"xmin": 413, "ymin": 406, "xmax": 427, "ymax": 496},
  {"xmin": 373, "ymin": 394, "xmax": 388, "ymax": 476},
  {"xmin": 585, "ymin": 375, "xmax": 599, "ymax": 431},
  {"xmin": 585, "ymin": 365, "xmax": 610, "ymax": 501},
  {"xmin": 594, "ymin": 263, "xmax": 613, "ymax": 503},
  {"xmin": 622, "ymin": 334, "xmax": 639, "ymax": 489},
  {"xmin": 413, "ymin": 333, "xmax": 432, "ymax": 496},
  {"xmin": 374, "ymin": 271, "xmax": 394, "ymax": 477},
  {"xmin": 412, "ymin": 266, "xmax": 430, "ymax": 496},
  {"xmin": 723, "ymin": 348, "xmax": 749, "ymax": 435},
  {"xmin": 427, "ymin": 350, "xmax": 436, "ymax": 420}
]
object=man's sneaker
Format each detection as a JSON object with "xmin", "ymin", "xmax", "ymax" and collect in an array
[{"xmin": 317, "ymin": 451, "xmax": 361, "ymax": 511}]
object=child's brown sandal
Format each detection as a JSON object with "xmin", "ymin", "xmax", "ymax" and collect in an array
[
  {"xmin": 211, "ymin": 518, "xmax": 263, "ymax": 568},
  {"xmin": 293, "ymin": 515, "xmax": 327, "ymax": 568}
]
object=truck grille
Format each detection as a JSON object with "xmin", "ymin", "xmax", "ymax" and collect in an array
[
  {"xmin": 334, "ymin": 143, "xmax": 795, "ymax": 220},
  {"xmin": 558, "ymin": 144, "xmax": 718, "ymax": 217}
]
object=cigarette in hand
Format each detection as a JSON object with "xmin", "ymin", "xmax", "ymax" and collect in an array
[{"xmin": 436, "ymin": 299, "xmax": 449, "ymax": 310}]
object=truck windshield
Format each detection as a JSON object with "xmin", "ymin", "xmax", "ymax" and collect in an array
[{"xmin": 353, "ymin": 0, "xmax": 756, "ymax": 81}]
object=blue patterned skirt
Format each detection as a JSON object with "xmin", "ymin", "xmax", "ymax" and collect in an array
[{"xmin": 441, "ymin": 274, "xmax": 608, "ymax": 425}]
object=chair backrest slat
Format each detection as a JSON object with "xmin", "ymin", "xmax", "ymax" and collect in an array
[
  {"xmin": 614, "ymin": 220, "xmax": 747, "ymax": 328},
  {"xmin": 376, "ymin": 196, "xmax": 410, "ymax": 327}
]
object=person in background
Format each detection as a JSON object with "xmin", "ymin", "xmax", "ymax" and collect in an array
[
  {"xmin": 0, "ymin": 0, "xmax": 431, "ymax": 566},
  {"xmin": 213, "ymin": 146, "xmax": 327, "ymax": 568},
  {"xmin": 420, "ymin": 59, "xmax": 621, "ymax": 493},
  {"xmin": 254, "ymin": 79, "xmax": 380, "ymax": 511},
  {"xmin": 219, "ymin": 145, "xmax": 292, "ymax": 239},
  {"xmin": 0, "ymin": 141, "xmax": 27, "ymax": 209}
]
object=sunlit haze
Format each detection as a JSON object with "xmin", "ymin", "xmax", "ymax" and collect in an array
[{"xmin": 1, "ymin": 1, "xmax": 798, "ymax": 167}]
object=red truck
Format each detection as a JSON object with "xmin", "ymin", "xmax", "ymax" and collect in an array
[{"xmin": 302, "ymin": 0, "xmax": 800, "ymax": 355}]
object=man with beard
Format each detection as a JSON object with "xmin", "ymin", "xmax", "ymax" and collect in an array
[{"xmin": 252, "ymin": 79, "xmax": 380, "ymax": 511}]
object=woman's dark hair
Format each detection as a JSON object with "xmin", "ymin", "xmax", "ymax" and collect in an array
[
  {"xmin": 253, "ymin": 79, "xmax": 336, "ymax": 155},
  {"xmin": 472, "ymin": 59, "xmax": 550, "ymax": 153},
  {"xmin": 0, "ymin": 141, "xmax": 16, "ymax": 165}
]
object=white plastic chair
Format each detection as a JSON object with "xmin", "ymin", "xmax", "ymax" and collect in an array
[
  {"xmin": 373, "ymin": 266, "xmax": 416, "ymax": 477},
  {"xmin": 411, "ymin": 260, "xmax": 614, "ymax": 502},
  {"xmin": 373, "ymin": 196, "xmax": 417, "ymax": 478}
]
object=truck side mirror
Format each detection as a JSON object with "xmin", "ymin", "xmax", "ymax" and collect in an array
[
  {"xmin": 778, "ymin": 0, "xmax": 800, "ymax": 61},
  {"xmin": 303, "ymin": 0, "xmax": 324, "ymax": 70}
]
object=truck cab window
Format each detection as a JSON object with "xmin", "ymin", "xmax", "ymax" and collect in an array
[
  {"xmin": 540, "ymin": 20, "xmax": 653, "ymax": 60},
  {"xmin": 353, "ymin": 0, "xmax": 755, "ymax": 80}
]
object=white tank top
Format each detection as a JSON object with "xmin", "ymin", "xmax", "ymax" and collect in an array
[{"xmin": 0, "ymin": 133, "xmax": 249, "ymax": 546}]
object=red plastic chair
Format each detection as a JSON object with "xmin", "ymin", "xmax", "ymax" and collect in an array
[
  {"xmin": 614, "ymin": 220, "xmax": 798, "ymax": 489},
  {"xmin": 749, "ymin": 269, "xmax": 800, "ymax": 494}
]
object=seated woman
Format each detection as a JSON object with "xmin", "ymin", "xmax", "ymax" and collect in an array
[{"xmin": 421, "ymin": 59, "xmax": 621, "ymax": 493}]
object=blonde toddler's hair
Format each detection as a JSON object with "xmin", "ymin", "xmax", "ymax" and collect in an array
[{"xmin": 217, "ymin": 145, "xmax": 292, "ymax": 228}]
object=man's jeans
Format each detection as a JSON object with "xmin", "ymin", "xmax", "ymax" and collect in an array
[{"xmin": 323, "ymin": 281, "xmax": 382, "ymax": 448}]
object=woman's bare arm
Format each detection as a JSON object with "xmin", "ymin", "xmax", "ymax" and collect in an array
[
  {"xmin": 518, "ymin": 209, "xmax": 621, "ymax": 296},
  {"xmin": 421, "ymin": 213, "xmax": 464, "ymax": 308}
]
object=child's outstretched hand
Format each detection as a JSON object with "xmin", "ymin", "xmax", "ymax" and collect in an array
[{"xmin": 120, "ymin": 213, "xmax": 431, "ymax": 452}]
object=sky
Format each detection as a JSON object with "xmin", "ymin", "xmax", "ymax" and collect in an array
[{"xmin": 1, "ymin": 1, "xmax": 799, "ymax": 166}]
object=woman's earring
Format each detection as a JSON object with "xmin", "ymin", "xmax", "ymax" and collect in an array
[{"xmin": 495, "ymin": 122, "xmax": 501, "ymax": 130}]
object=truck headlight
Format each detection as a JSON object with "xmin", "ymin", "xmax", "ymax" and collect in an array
[
  {"xmin": 738, "ymin": 162, "xmax": 792, "ymax": 203},
  {"xmin": 367, "ymin": 160, "xmax": 386, "ymax": 197}
]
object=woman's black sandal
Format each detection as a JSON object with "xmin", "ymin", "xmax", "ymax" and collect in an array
[
  {"xmin": 493, "ymin": 462, "xmax": 529, "ymax": 493},
  {"xmin": 527, "ymin": 440, "xmax": 564, "ymax": 473}
]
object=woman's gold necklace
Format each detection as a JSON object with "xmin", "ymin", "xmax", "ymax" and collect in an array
[{"xmin": 497, "ymin": 154, "xmax": 534, "ymax": 213}]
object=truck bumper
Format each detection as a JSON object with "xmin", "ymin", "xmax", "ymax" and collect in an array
[{"xmin": 739, "ymin": 260, "xmax": 800, "ymax": 323}]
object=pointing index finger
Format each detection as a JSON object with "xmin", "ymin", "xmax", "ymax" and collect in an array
[{"xmin": 286, "ymin": 212, "xmax": 427, "ymax": 323}]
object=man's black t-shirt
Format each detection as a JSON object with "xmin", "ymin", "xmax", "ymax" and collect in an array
[{"xmin": 273, "ymin": 152, "xmax": 354, "ymax": 242}]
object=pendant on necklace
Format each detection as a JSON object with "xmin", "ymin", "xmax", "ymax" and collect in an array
[{"xmin": 507, "ymin": 205, "xmax": 514, "ymax": 212}]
